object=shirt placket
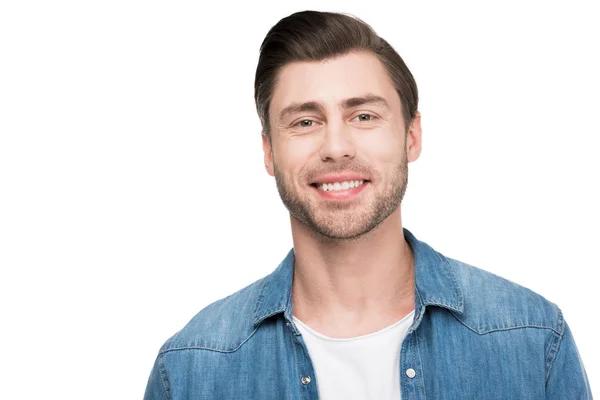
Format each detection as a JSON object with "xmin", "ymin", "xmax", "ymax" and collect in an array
[
  {"xmin": 287, "ymin": 319, "xmax": 320, "ymax": 400},
  {"xmin": 400, "ymin": 327, "xmax": 426, "ymax": 400}
]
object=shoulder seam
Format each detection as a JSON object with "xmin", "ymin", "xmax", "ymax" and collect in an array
[
  {"xmin": 159, "ymin": 323, "xmax": 262, "ymax": 355},
  {"xmin": 449, "ymin": 310, "xmax": 560, "ymax": 335},
  {"xmin": 162, "ymin": 329, "xmax": 181, "ymax": 352}
]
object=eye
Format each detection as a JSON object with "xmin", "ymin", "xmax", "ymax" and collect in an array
[
  {"xmin": 353, "ymin": 113, "xmax": 377, "ymax": 122},
  {"xmin": 294, "ymin": 119, "xmax": 315, "ymax": 128}
]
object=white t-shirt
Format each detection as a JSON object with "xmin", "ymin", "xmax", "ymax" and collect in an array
[{"xmin": 292, "ymin": 310, "xmax": 415, "ymax": 400}]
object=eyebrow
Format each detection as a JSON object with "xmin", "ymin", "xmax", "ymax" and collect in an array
[
  {"xmin": 342, "ymin": 94, "xmax": 390, "ymax": 111},
  {"xmin": 278, "ymin": 101, "xmax": 324, "ymax": 122},
  {"xmin": 277, "ymin": 94, "xmax": 391, "ymax": 122}
]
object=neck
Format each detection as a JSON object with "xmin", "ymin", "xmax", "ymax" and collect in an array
[{"xmin": 290, "ymin": 207, "xmax": 415, "ymax": 337}]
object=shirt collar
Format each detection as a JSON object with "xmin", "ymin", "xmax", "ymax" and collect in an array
[{"xmin": 253, "ymin": 227, "xmax": 464, "ymax": 328}]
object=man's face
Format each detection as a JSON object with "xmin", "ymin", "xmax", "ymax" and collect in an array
[{"xmin": 263, "ymin": 50, "xmax": 421, "ymax": 240}]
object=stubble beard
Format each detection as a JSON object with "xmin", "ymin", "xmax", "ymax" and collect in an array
[{"xmin": 273, "ymin": 154, "xmax": 408, "ymax": 241}]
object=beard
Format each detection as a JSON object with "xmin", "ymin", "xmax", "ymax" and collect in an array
[{"xmin": 273, "ymin": 152, "xmax": 408, "ymax": 241}]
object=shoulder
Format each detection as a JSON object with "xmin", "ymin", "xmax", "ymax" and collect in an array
[
  {"xmin": 159, "ymin": 275, "xmax": 268, "ymax": 354},
  {"xmin": 445, "ymin": 255, "xmax": 562, "ymax": 335}
]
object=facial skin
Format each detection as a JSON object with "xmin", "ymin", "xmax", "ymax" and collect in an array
[{"xmin": 262, "ymin": 50, "xmax": 422, "ymax": 240}]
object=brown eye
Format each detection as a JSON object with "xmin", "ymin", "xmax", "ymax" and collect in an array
[{"xmin": 356, "ymin": 113, "xmax": 374, "ymax": 121}]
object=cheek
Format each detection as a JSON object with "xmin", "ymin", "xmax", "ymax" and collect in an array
[
  {"xmin": 274, "ymin": 137, "xmax": 317, "ymax": 176},
  {"xmin": 355, "ymin": 132, "xmax": 404, "ymax": 164}
]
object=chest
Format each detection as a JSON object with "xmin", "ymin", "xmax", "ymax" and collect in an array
[{"xmin": 164, "ymin": 314, "xmax": 550, "ymax": 400}]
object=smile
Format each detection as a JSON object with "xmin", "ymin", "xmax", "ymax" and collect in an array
[
  {"xmin": 310, "ymin": 180, "xmax": 370, "ymax": 200},
  {"xmin": 315, "ymin": 180, "xmax": 366, "ymax": 191}
]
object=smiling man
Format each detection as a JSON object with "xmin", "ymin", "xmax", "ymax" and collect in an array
[{"xmin": 144, "ymin": 11, "xmax": 592, "ymax": 400}]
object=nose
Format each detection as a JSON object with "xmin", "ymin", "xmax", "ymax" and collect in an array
[{"xmin": 319, "ymin": 120, "xmax": 356, "ymax": 162}]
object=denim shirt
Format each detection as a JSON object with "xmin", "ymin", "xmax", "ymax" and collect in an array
[{"xmin": 144, "ymin": 228, "xmax": 592, "ymax": 399}]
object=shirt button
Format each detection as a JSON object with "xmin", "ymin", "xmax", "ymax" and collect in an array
[
  {"xmin": 406, "ymin": 368, "xmax": 416, "ymax": 379},
  {"xmin": 301, "ymin": 375, "xmax": 311, "ymax": 385}
]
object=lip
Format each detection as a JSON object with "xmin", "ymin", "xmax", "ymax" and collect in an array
[
  {"xmin": 310, "ymin": 180, "xmax": 369, "ymax": 201},
  {"xmin": 310, "ymin": 172, "xmax": 370, "ymax": 185}
]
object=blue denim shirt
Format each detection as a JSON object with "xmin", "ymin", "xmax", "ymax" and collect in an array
[{"xmin": 145, "ymin": 228, "xmax": 592, "ymax": 399}]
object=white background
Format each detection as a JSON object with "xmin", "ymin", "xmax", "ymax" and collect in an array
[{"xmin": 1, "ymin": 1, "xmax": 598, "ymax": 398}]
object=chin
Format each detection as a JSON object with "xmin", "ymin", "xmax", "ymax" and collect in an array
[{"xmin": 310, "ymin": 218, "xmax": 376, "ymax": 241}]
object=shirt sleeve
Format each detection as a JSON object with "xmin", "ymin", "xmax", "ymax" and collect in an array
[
  {"xmin": 545, "ymin": 317, "xmax": 593, "ymax": 399},
  {"xmin": 144, "ymin": 353, "xmax": 170, "ymax": 400}
]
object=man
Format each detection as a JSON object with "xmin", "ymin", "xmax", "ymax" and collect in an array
[{"xmin": 144, "ymin": 10, "xmax": 592, "ymax": 399}]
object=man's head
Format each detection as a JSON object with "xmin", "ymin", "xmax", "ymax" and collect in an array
[{"xmin": 255, "ymin": 11, "xmax": 422, "ymax": 240}]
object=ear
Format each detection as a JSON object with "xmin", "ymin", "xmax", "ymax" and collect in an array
[
  {"xmin": 406, "ymin": 111, "xmax": 422, "ymax": 163},
  {"xmin": 262, "ymin": 132, "xmax": 275, "ymax": 177}
]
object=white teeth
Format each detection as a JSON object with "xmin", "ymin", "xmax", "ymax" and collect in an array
[{"xmin": 318, "ymin": 180, "xmax": 366, "ymax": 192}]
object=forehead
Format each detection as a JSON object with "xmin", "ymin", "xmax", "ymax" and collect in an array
[{"xmin": 270, "ymin": 51, "xmax": 400, "ymax": 116}]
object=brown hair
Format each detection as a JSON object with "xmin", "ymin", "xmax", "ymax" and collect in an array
[{"xmin": 254, "ymin": 10, "xmax": 419, "ymax": 140}]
